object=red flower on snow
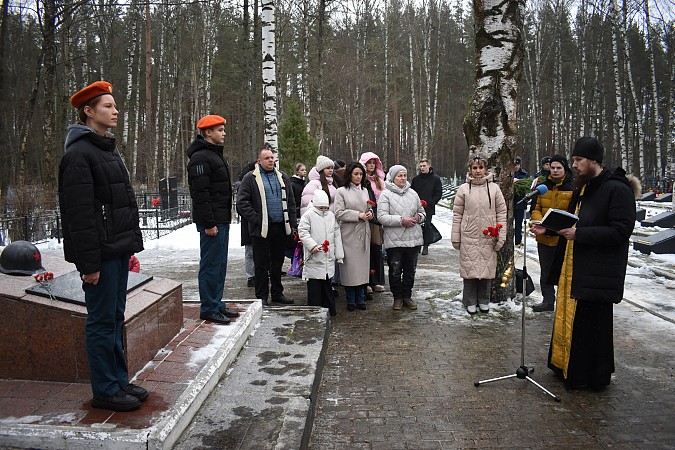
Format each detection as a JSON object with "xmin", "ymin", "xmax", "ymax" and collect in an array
[
  {"xmin": 321, "ymin": 240, "xmax": 330, "ymax": 253},
  {"xmin": 420, "ymin": 199, "xmax": 427, "ymax": 209}
]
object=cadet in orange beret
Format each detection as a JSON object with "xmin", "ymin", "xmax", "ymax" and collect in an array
[
  {"xmin": 187, "ymin": 114, "xmax": 240, "ymax": 325},
  {"xmin": 58, "ymin": 81, "xmax": 147, "ymax": 412}
]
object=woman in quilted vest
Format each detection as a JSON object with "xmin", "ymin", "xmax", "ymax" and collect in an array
[
  {"xmin": 377, "ymin": 165, "xmax": 426, "ymax": 311},
  {"xmin": 451, "ymin": 154, "xmax": 507, "ymax": 315}
]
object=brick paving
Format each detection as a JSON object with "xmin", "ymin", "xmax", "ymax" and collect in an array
[{"xmin": 306, "ymin": 242, "xmax": 675, "ymax": 449}]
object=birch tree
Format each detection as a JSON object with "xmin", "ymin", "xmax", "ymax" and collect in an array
[
  {"xmin": 262, "ymin": 0, "xmax": 279, "ymax": 159},
  {"xmin": 464, "ymin": 0, "xmax": 525, "ymax": 301},
  {"xmin": 610, "ymin": 0, "xmax": 629, "ymax": 169}
]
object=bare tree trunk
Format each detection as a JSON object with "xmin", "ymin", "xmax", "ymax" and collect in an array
[
  {"xmin": 316, "ymin": 0, "xmax": 327, "ymax": 152},
  {"xmin": 262, "ymin": 0, "xmax": 279, "ymax": 159},
  {"xmin": 645, "ymin": 0, "xmax": 663, "ymax": 177},
  {"xmin": 41, "ymin": 0, "xmax": 58, "ymax": 207},
  {"xmin": 144, "ymin": 1, "xmax": 153, "ymax": 187},
  {"xmin": 618, "ymin": 0, "xmax": 644, "ymax": 177},
  {"xmin": 464, "ymin": 0, "xmax": 525, "ymax": 302},
  {"xmin": 610, "ymin": 0, "xmax": 629, "ymax": 170},
  {"xmin": 408, "ymin": 7, "xmax": 419, "ymax": 161},
  {"xmin": 384, "ymin": 0, "xmax": 390, "ymax": 159}
]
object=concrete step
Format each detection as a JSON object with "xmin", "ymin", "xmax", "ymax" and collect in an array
[{"xmin": 173, "ymin": 307, "xmax": 329, "ymax": 450}]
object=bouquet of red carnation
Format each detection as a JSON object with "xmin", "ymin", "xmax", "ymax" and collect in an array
[
  {"xmin": 34, "ymin": 271, "xmax": 56, "ymax": 300},
  {"xmin": 482, "ymin": 224, "xmax": 503, "ymax": 244},
  {"xmin": 321, "ymin": 240, "xmax": 330, "ymax": 253},
  {"xmin": 420, "ymin": 199, "xmax": 427, "ymax": 209}
]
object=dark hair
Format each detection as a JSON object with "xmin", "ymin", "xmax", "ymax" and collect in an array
[
  {"xmin": 319, "ymin": 168, "xmax": 339, "ymax": 200},
  {"xmin": 77, "ymin": 96, "xmax": 105, "ymax": 124},
  {"xmin": 342, "ymin": 162, "xmax": 366, "ymax": 189}
]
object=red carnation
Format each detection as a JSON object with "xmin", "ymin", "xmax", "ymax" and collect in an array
[
  {"xmin": 370, "ymin": 269, "xmax": 376, "ymax": 276},
  {"xmin": 367, "ymin": 199, "xmax": 376, "ymax": 207},
  {"xmin": 152, "ymin": 198, "xmax": 161, "ymax": 207},
  {"xmin": 420, "ymin": 199, "xmax": 427, "ymax": 208},
  {"xmin": 321, "ymin": 240, "xmax": 330, "ymax": 253}
]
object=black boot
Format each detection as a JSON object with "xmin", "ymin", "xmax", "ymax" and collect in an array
[
  {"xmin": 532, "ymin": 301, "xmax": 554, "ymax": 312},
  {"xmin": 421, "ymin": 245, "xmax": 429, "ymax": 255}
]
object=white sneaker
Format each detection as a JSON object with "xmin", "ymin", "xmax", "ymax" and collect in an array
[
  {"xmin": 373, "ymin": 285, "xmax": 385, "ymax": 292},
  {"xmin": 466, "ymin": 305, "xmax": 477, "ymax": 315},
  {"xmin": 366, "ymin": 285, "xmax": 373, "ymax": 294}
]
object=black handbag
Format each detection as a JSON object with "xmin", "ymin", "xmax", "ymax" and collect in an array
[
  {"xmin": 423, "ymin": 223, "xmax": 442, "ymax": 246},
  {"xmin": 515, "ymin": 268, "xmax": 535, "ymax": 295}
]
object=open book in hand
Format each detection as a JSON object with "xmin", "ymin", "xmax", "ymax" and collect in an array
[{"xmin": 532, "ymin": 208, "xmax": 579, "ymax": 231}]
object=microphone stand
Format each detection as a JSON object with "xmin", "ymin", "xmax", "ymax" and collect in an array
[{"xmin": 474, "ymin": 210, "xmax": 560, "ymax": 402}]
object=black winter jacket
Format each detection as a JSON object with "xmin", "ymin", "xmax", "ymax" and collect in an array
[
  {"xmin": 290, "ymin": 176, "xmax": 305, "ymax": 219},
  {"xmin": 411, "ymin": 169, "xmax": 443, "ymax": 216},
  {"xmin": 58, "ymin": 125, "xmax": 144, "ymax": 275},
  {"xmin": 187, "ymin": 135, "xmax": 233, "ymax": 228},
  {"xmin": 548, "ymin": 168, "xmax": 636, "ymax": 303}
]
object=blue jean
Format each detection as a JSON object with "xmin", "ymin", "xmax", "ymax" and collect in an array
[
  {"xmin": 345, "ymin": 285, "xmax": 365, "ymax": 306},
  {"xmin": 197, "ymin": 223, "xmax": 230, "ymax": 315},
  {"xmin": 82, "ymin": 256, "xmax": 130, "ymax": 398}
]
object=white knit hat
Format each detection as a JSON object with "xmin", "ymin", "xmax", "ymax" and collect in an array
[
  {"xmin": 312, "ymin": 189, "xmax": 329, "ymax": 208},
  {"xmin": 315, "ymin": 155, "xmax": 334, "ymax": 172},
  {"xmin": 387, "ymin": 164, "xmax": 407, "ymax": 182}
]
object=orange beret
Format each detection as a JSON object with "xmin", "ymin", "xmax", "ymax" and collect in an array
[
  {"xmin": 70, "ymin": 81, "xmax": 113, "ymax": 109},
  {"xmin": 197, "ymin": 115, "xmax": 226, "ymax": 130}
]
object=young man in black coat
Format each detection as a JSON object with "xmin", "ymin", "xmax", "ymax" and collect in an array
[
  {"xmin": 187, "ymin": 115, "xmax": 240, "ymax": 325},
  {"xmin": 411, "ymin": 159, "xmax": 443, "ymax": 255},
  {"xmin": 547, "ymin": 137, "xmax": 637, "ymax": 391},
  {"xmin": 59, "ymin": 81, "xmax": 146, "ymax": 412}
]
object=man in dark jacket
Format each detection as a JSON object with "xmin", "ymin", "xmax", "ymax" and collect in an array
[
  {"xmin": 237, "ymin": 149, "xmax": 297, "ymax": 306},
  {"xmin": 187, "ymin": 115, "xmax": 239, "ymax": 325},
  {"xmin": 546, "ymin": 137, "xmax": 636, "ymax": 391},
  {"xmin": 59, "ymin": 81, "xmax": 146, "ymax": 412},
  {"xmin": 411, "ymin": 159, "xmax": 443, "ymax": 255}
]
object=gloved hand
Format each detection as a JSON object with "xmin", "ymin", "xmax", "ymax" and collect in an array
[{"xmin": 401, "ymin": 217, "xmax": 416, "ymax": 228}]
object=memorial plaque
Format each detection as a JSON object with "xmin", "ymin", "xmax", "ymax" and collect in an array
[
  {"xmin": 633, "ymin": 229, "xmax": 675, "ymax": 255},
  {"xmin": 641, "ymin": 211, "xmax": 675, "ymax": 228},
  {"xmin": 639, "ymin": 192, "xmax": 656, "ymax": 201},
  {"xmin": 25, "ymin": 271, "xmax": 153, "ymax": 306}
]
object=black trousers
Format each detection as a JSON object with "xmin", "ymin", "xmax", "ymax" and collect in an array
[
  {"xmin": 369, "ymin": 244, "xmax": 385, "ymax": 286},
  {"xmin": 387, "ymin": 246, "xmax": 420, "ymax": 300},
  {"xmin": 307, "ymin": 277, "xmax": 335, "ymax": 316},
  {"xmin": 252, "ymin": 222, "xmax": 288, "ymax": 301},
  {"xmin": 537, "ymin": 242, "xmax": 557, "ymax": 304}
]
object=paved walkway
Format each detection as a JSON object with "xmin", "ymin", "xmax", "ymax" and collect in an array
[{"xmin": 305, "ymin": 241, "xmax": 675, "ymax": 449}]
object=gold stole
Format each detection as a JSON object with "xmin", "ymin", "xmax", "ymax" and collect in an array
[{"xmin": 549, "ymin": 185, "xmax": 585, "ymax": 377}]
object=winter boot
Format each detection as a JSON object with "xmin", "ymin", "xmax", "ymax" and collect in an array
[{"xmin": 532, "ymin": 301, "xmax": 554, "ymax": 312}]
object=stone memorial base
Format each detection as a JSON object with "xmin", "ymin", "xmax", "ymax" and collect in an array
[{"xmin": 0, "ymin": 251, "xmax": 183, "ymax": 383}]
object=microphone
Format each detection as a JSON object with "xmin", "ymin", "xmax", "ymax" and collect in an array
[{"xmin": 517, "ymin": 184, "xmax": 548, "ymax": 204}]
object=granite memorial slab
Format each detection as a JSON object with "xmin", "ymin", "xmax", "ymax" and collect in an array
[{"xmin": 25, "ymin": 270, "xmax": 153, "ymax": 306}]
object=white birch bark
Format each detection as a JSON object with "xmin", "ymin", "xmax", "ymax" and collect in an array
[
  {"xmin": 610, "ymin": 0, "xmax": 629, "ymax": 170},
  {"xmin": 463, "ymin": 0, "xmax": 524, "ymax": 161},
  {"xmin": 384, "ymin": 0, "xmax": 390, "ymax": 156},
  {"xmin": 262, "ymin": 0, "xmax": 279, "ymax": 159},
  {"xmin": 617, "ymin": 0, "xmax": 644, "ymax": 177},
  {"xmin": 645, "ymin": 0, "xmax": 663, "ymax": 176},
  {"xmin": 668, "ymin": 52, "xmax": 675, "ymax": 179}
]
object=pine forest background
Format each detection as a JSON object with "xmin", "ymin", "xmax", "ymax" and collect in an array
[{"xmin": 0, "ymin": 0, "xmax": 673, "ymax": 213}]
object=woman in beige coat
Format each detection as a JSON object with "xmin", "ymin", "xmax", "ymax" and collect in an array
[
  {"xmin": 335, "ymin": 162, "xmax": 372, "ymax": 311},
  {"xmin": 451, "ymin": 154, "xmax": 507, "ymax": 314}
]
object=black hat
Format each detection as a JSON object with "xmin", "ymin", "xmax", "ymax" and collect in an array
[
  {"xmin": 571, "ymin": 137, "xmax": 603, "ymax": 163},
  {"xmin": 514, "ymin": 156, "xmax": 522, "ymax": 164},
  {"xmin": 540, "ymin": 156, "xmax": 552, "ymax": 167},
  {"xmin": 549, "ymin": 154, "xmax": 570, "ymax": 171},
  {"xmin": 0, "ymin": 241, "xmax": 46, "ymax": 276}
]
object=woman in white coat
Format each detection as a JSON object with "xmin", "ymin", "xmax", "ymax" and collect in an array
[
  {"xmin": 298, "ymin": 189, "xmax": 344, "ymax": 316},
  {"xmin": 378, "ymin": 165, "xmax": 426, "ymax": 311},
  {"xmin": 451, "ymin": 154, "xmax": 507, "ymax": 315},
  {"xmin": 334, "ymin": 162, "xmax": 373, "ymax": 311}
]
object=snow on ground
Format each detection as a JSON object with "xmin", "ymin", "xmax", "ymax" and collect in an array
[{"xmin": 25, "ymin": 202, "xmax": 674, "ymax": 325}]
